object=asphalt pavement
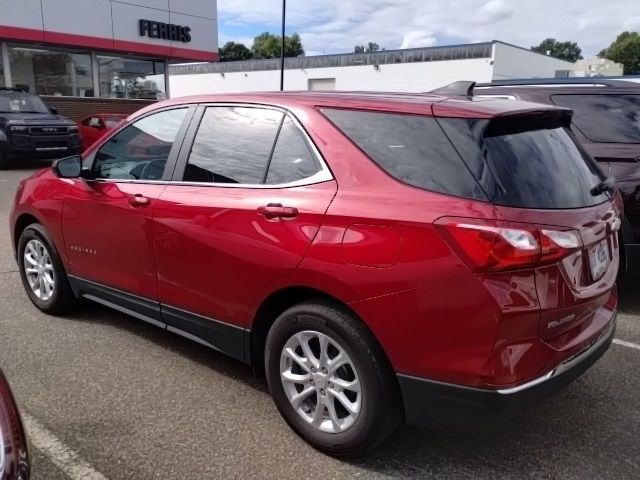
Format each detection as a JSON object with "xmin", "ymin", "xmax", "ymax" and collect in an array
[{"xmin": 0, "ymin": 163, "xmax": 638, "ymax": 479}]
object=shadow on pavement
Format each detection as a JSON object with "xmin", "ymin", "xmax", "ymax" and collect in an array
[
  {"xmin": 62, "ymin": 300, "xmax": 266, "ymax": 392},
  {"xmin": 58, "ymin": 291, "xmax": 637, "ymax": 478}
]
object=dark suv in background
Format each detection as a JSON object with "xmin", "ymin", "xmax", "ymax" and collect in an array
[
  {"xmin": 475, "ymin": 79, "xmax": 640, "ymax": 276},
  {"xmin": 0, "ymin": 88, "xmax": 82, "ymax": 169}
]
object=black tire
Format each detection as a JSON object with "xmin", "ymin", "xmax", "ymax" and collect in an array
[
  {"xmin": 17, "ymin": 224, "xmax": 76, "ymax": 314},
  {"xmin": 265, "ymin": 300, "xmax": 403, "ymax": 456}
]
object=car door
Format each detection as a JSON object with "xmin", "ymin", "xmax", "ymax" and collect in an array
[
  {"xmin": 62, "ymin": 106, "xmax": 194, "ymax": 314},
  {"xmin": 152, "ymin": 105, "xmax": 337, "ymax": 358}
]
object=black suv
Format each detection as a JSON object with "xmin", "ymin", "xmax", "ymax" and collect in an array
[
  {"xmin": 471, "ymin": 78, "xmax": 640, "ymax": 276},
  {"xmin": 0, "ymin": 88, "xmax": 82, "ymax": 169}
]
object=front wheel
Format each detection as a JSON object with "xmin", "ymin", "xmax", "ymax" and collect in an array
[
  {"xmin": 17, "ymin": 224, "xmax": 76, "ymax": 314},
  {"xmin": 265, "ymin": 301, "xmax": 403, "ymax": 456}
]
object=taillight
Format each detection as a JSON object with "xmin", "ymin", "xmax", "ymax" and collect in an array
[
  {"xmin": 436, "ymin": 217, "xmax": 582, "ymax": 272},
  {"xmin": 0, "ymin": 371, "xmax": 30, "ymax": 480}
]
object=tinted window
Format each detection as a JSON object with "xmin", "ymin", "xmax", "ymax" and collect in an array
[
  {"xmin": 266, "ymin": 118, "xmax": 320, "ymax": 184},
  {"xmin": 552, "ymin": 94, "xmax": 640, "ymax": 144},
  {"xmin": 184, "ymin": 107, "xmax": 283, "ymax": 184},
  {"xmin": 323, "ymin": 109, "xmax": 486, "ymax": 199},
  {"xmin": 439, "ymin": 118, "xmax": 609, "ymax": 209},
  {"xmin": 93, "ymin": 108, "xmax": 186, "ymax": 180}
]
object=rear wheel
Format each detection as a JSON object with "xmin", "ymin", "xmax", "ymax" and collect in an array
[
  {"xmin": 17, "ymin": 224, "xmax": 76, "ymax": 314},
  {"xmin": 265, "ymin": 301, "xmax": 403, "ymax": 456}
]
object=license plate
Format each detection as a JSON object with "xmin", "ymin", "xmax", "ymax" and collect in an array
[{"xmin": 588, "ymin": 240, "xmax": 610, "ymax": 280}]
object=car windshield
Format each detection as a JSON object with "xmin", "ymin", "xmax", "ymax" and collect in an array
[
  {"xmin": 552, "ymin": 94, "xmax": 640, "ymax": 144},
  {"xmin": 0, "ymin": 92, "xmax": 50, "ymax": 114}
]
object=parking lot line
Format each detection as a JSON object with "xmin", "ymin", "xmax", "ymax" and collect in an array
[
  {"xmin": 22, "ymin": 412, "xmax": 108, "ymax": 480},
  {"xmin": 613, "ymin": 339, "xmax": 640, "ymax": 351}
]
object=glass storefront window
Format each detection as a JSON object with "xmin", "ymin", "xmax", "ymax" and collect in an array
[
  {"xmin": 97, "ymin": 56, "xmax": 166, "ymax": 100},
  {"xmin": 0, "ymin": 58, "xmax": 5, "ymax": 88},
  {"xmin": 8, "ymin": 46, "xmax": 93, "ymax": 96}
]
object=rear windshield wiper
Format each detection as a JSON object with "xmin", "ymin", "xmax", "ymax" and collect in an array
[{"xmin": 590, "ymin": 177, "xmax": 615, "ymax": 196}]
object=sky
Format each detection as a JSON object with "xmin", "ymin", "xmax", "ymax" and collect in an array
[{"xmin": 217, "ymin": 0, "xmax": 640, "ymax": 57}]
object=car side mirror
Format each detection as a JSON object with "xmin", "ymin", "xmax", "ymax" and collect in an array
[
  {"xmin": 52, "ymin": 156, "xmax": 86, "ymax": 179},
  {"xmin": 49, "ymin": 107, "xmax": 59, "ymax": 115}
]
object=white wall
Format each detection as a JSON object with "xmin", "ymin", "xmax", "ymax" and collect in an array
[
  {"xmin": 170, "ymin": 58, "xmax": 495, "ymax": 96},
  {"xmin": 0, "ymin": 0, "xmax": 217, "ymax": 61},
  {"xmin": 491, "ymin": 42, "xmax": 574, "ymax": 80}
]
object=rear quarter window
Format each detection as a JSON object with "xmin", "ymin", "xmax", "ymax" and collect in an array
[
  {"xmin": 322, "ymin": 109, "xmax": 486, "ymax": 200},
  {"xmin": 439, "ymin": 117, "xmax": 610, "ymax": 209}
]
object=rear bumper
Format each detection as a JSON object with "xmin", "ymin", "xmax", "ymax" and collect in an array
[{"xmin": 397, "ymin": 315, "xmax": 616, "ymax": 430}]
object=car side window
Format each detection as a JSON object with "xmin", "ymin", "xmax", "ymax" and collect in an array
[
  {"xmin": 93, "ymin": 108, "xmax": 187, "ymax": 181},
  {"xmin": 184, "ymin": 107, "xmax": 283, "ymax": 184},
  {"xmin": 265, "ymin": 117, "xmax": 320, "ymax": 185}
]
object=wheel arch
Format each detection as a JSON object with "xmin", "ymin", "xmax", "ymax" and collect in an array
[
  {"xmin": 13, "ymin": 213, "xmax": 41, "ymax": 252},
  {"xmin": 248, "ymin": 285, "xmax": 392, "ymax": 380}
]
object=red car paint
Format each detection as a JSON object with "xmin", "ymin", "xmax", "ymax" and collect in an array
[
  {"xmin": 11, "ymin": 92, "xmax": 619, "ymax": 397},
  {"xmin": 77, "ymin": 114, "xmax": 127, "ymax": 151}
]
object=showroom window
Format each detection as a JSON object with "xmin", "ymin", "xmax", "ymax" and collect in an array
[
  {"xmin": 0, "ymin": 59, "xmax": 4, "ymax": 88},
  {"xmin": 8, "ymin": 45, "xmax": 93, "ymax": 96},
  {"xmin": 97, "ymin": 56, "xmax": 166, "ymax": 99}
]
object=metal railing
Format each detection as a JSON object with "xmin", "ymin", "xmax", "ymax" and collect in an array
[{"xmin": 170, "ymin": 43, "xmax": 493, "ymax": 75}]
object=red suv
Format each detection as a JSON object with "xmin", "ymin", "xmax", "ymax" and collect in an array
[{"xmin": 10, "ymin": 92, "xmax": 620, "ymax": 455}]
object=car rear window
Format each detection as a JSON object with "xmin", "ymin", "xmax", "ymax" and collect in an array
[
  {"xmin": 322, "ymin": 109, "xmax": 487, "ymax": 200},
  {"xmin": 551, "ymin": 94, "xmax": 640, "ymax": 144},
  {"xmin": 439, "ymin": 117, "xmax": 610, "ymax": 209}
]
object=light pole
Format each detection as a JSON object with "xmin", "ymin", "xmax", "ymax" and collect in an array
[{"xmin": 280, "ymin": 0, "xmax": 286, "ymax": 91}]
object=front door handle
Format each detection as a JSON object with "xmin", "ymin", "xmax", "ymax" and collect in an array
[
  {"xmin": 258, "ymin": 203, "xmax": 298, "ymax": 219},
  {"xmin": 129, "ymin": 194, "xmax": 150, "ymax": 207}
]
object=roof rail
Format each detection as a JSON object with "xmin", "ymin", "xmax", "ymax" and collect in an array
[
  {"xmin": 431, "ymin": 81, "xmax": 476, "ymax": 97},
  {"xmin": 476, "ymin": 78, "xmax": 637, "ymax": 88}
]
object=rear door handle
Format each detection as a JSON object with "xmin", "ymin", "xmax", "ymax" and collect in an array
[
  {"xmin": 129, "ymin": 194, "xmax": 150, "ymax": 207},
  {"xmin": 258, "ymin": 203, "xmax": 298, "ymax": 219}
]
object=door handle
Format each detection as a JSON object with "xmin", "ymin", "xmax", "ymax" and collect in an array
[
  {"xmin": 129, "ymin": 194, "xmax": 150, "ymax": 207},
  {"xmin": 257, "ymin": 203, "xmax": 298, "ymax": 219}
]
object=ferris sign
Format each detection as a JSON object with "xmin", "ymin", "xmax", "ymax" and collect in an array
[{"xmin": 139, "ymin": 19, "xmax": 192, "ymax": 43}]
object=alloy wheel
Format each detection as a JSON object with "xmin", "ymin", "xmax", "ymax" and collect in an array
[
  {"xmin": 279, "ymin": 330, "xmax": 362, "ymax": 433},
  {"xmin": 23, "ymin": 239, "xmax": 55, "ymax": 302}
]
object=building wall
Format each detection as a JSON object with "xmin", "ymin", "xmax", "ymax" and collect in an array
[
  {"xmin": 170, "ymin": 58, "xmax": 495, "ymax": 96},
  {"xmin": 491, "ymin": 42, "xmax": 575, "ymax": 80},
  {"xmin": 0, "ymin": 0, "xmax": 217, "ymax": 62},
  {"xmin": 573, "ymin": 58, "xmax": 624, "ymax": 77},
  {"xmin": 41, "ymin": 96, "xmax": 155, "ymax": 122}
]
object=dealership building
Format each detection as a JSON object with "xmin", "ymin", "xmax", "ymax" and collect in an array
[
  {"xmin": 0, "ymin": 0, "xmax": 218, "ymax": 119},
  {"xmin": 170, "ymin": 41, "xmax": 575, "ymax": 95}
]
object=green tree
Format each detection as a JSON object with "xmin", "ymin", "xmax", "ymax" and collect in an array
[
  {"xmin": 251, "ymin": 32, "xmax": 304, "ymax": 59},
  {"xmin": 531, "ymin": 38, "xmax": 583, "ymax": 62},
  {"xmin": 599, "ymin": 32, "xmax": 640, "ymax": 74},
  {"xmin": 354, "ymin": 42, "xmax": 380, "ymax": 54},
  {"xmin": 219, "ymin": 41, "xmax": 254, "ymax": 62}
]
